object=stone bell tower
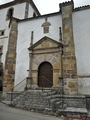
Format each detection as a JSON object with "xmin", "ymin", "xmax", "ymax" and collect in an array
[{"xmin": 60, "ymin": 0, "xmax": 78, "ymax": 95}]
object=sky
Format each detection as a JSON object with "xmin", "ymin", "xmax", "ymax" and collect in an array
[{"xmin": 0, "ymin": 0, "xmax": 90, "ymax": 14}]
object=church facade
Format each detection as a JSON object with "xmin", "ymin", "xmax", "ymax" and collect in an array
[{"xmin": 0, "ymin": 0, "xmax": 90, "ymax": 97}]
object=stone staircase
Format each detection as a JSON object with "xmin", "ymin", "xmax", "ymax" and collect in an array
[
  {"xmin": 10, "ymin": 88, "xmax": 62, "ymax": 112},
  {"xmin": 7, "ymin": 88, "xmax": 88, "ymax": 118}
]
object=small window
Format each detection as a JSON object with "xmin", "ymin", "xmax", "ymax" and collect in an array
[
  {"xmin": 0, "ymin": 46, "xmax": 3, "ymax": 53},
  {"xmin": 0, "ymin": 30, "xmax": 5, "ymax": 36},
  {"xmin": 41, "ymin": 17, "xmax": 51, "ymax": 34},
  {"xmin": 44, "ymin": 27, "xmax": 49, "ymax": 33},
  {"xmin": 33, "ymin": 12, "xmax": 36, "ymax": 17},
  {"xmin": 6, "ymin": 8, "xmax": 14, "ymax": 20}
]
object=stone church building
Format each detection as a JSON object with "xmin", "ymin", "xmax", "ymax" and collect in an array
[{"xmin": 0, "ymin": 0, "xmax": 90, "ymax": 102}]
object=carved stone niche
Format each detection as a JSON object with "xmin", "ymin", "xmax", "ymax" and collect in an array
[{"xmin": 41, "ymin": 17, "xmax": 51, "ymax": 34}]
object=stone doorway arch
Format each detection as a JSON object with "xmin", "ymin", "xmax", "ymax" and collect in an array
[{"xmin": 38, "ymin": 62, "xmax": 53, "ymax": 87}]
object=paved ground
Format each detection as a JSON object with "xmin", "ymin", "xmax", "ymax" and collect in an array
[{"xmin": 0, "ymin": 103, "xmax": 60, "ymax": 120}]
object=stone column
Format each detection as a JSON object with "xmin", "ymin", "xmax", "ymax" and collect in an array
[
  {"xmin": 3, "ymin": 18, "xmax": 18, "ymax": 99},
  {"xmin": 60, "ymin": 1, "xmax": 78, "ymax": 94},
  {"xmin": 26, "ymin": 31, "xmax": 33, "ymax": 88},
  {"xmin": 27, "ymin": 51, "xmax": 32, "ymax": 88}
]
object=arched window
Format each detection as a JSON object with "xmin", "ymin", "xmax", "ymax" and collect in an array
[
  {"xmin": 6, "ymin": 8, "xmax": 14, "ymax": 20},
  {"xmin": 33, "ymin": 12, "xmax": 36, "ymax": 17}
]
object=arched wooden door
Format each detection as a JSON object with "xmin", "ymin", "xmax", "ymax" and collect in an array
[{"xmin": 38, "ymin": 62, "xmax": 53, "ymax": 87}]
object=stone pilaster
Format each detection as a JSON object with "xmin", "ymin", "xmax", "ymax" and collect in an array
[
  {"xmin": 3, "ymin": 18, "xmax": 18, "ymax": 95},
  {"xmin": 60, "ymin": 1, "xmax": 78, "ymax": 94},
  {"xmin": 26, "ymin": 51, "xmax": 33, "ymax": 88},
  {"xmin": 24, "ymin": 2, "xmax": 29, "ymax": 19}
]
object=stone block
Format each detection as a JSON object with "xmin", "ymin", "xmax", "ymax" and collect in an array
[
  {"xmin": 64, "ymin": 74, "xmax": 70, "ymax": 78},
  {"xmin": 63, "ymin": 63, "xmax": 76, "ymax": 71},
  {"xmin": 8, "ymin": 70, "xmax": 15, "ymax": 74},
  {"xmin": 53, "ymin": 62, "xmax": 61, "ymax": 69},
  {"xmin": 68, "ymin": 82, "xmax": 77, "ymax": 91},
  {"xmin": 5, "ymin": 74, "xmax": 12, "ymax": 79},
  {"xmin": 13, "ymin": 64, "xmax": 16, "ymax": 70},
  {"xmin": 8, "ymin": 52, "xmax": 16, "ymax": 58},
  {"xmin": 7, "ymin": 83, "xmax": 13, "ymax": 91},
  {"xmin": 8, "ymin": 64, "xmax": 13, "ymax": 69}
]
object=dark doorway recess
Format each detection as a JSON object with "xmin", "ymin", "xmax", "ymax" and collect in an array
[{"xmin": 38, "ymin": 62, "xmax": 53, "ymax": 87}]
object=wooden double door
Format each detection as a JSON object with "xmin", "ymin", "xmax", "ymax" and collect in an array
[{"xmin": 38, "ymin": 62, "xmax": 53, "ymax": 87}]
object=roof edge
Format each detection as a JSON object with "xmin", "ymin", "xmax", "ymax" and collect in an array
[{"xmin": 0, "ymin": 0, "xmax": 41, "ymax": 15}]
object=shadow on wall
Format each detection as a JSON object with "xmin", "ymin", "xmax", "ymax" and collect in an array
[{"xmin": 0, "ymin": 63, "xmax": 3, "ymax": 92}]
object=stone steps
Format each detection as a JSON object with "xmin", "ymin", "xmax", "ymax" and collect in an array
[{"xmin": 7, "ymin": 88, "xmax": 88, "ymax": 118}]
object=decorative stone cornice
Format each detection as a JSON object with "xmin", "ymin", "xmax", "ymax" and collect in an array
[
  {"xmin": 59, "ymin": 0, "xmax": 90, "ymax": 12},
  {"xmin": 59, "ymin": 0, "xmax": 74, "ymax": 12},
  {"xmin": 74, "ymin": 5, "xmax": 90, "ymax": 12},
  {"xmin": 28, "ymin": 36, "xmax": 63, "ymax": 50}
]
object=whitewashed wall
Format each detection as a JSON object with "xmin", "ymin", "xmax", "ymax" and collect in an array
[
  {"xmin": 73, "ymin": 9, "xmax": 90, "ymax": 94},
  {"xmin": 15, "ymin": 14, "xmax": 62, "ymax": 85},
  {"xmin": 28, "ymin": 4, "xmax": 36, "ymax": 18},
  {"xmin": 0, "ymin": 3, "xmax": 28, "ymax": 68}
]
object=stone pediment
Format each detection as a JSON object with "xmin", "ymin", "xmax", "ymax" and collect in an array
[{"xmin": 28, "ymin": 36, "xmax": 63, "ymax": 50}]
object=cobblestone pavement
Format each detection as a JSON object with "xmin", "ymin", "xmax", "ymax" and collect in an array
[{"xmin": 0, "ymin": 103, "xmax": 60, "ymax": 120}]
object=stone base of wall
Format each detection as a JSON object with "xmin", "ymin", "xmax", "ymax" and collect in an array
[{"xmin": 4, "ymin": 90, "xmax": 88, "ymax": 119}]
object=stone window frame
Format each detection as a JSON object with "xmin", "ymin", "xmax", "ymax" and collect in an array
[{"xmin": 6, "ymin": 7, "xmax": 14, "ymax": 20}]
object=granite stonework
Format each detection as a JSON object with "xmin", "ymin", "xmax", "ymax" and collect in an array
[
  {"xmin": 6, "ymin": 90, "xmax": 87, "ymax": 119},
  {"xmin": 60, "ymin": 1, "xmax": 78, "ymax": 95},
  {"xmin": 3, "ymin": 18, "xmax": 18, "ymax": 98},
  {"xmin": 28, "ymin": 36, "xmax": 63, "ymax": 87}
]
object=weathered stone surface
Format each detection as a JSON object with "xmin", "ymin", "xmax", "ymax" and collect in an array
[
  {"xmin": 3, "ymin": 18, "xmax": 18, "ymax": 93},
  {"xmin": 68, "ymin": 82, "xmax": 77, "ymax": 91},
  {"xmin": 61, "ymin": 2, "xmax": 77, "ymax": 94},
  {"xmin": 61, "ymin": 6, "xmax": 77, "ymax": 73},
  {"xmin": 5, "ymin": 74, "xmax": 12, "ymax": 79},
  {"xmin": 30, "ymin": 38, "xmax": 62, "ymax": 87}
]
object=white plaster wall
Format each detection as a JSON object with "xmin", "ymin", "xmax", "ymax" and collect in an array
[
  {"xmin": 0, "ymin": 2, "xmax": 26, "ymax": 69},
  {"xmin": 0, "ymin": 12, "xmax": 10, "ymax": 67},
  {"xmin": 73, "ymin": 9, "xmax": 90, "ymax": 94},
  {"xmin": 0, "ymin": 36, "xmax": 9, "ymax": 67},
  {"xmin": 0, "ymin": 3, "xmax": 26, "ymax": 29},
  {"xmin": 28, "ymin": 4, "xmax": 36, "ymax": 18},
  {"xmin": 15, "ymin": 14, "xmax": 62, "ymax": 85},
  {"xmin": 13, "ymin": 3, "xmax": 26, "ymax": 19},
  {"xmin": 0, "ymin": 9, "xmax": 10, "ymax": 65}
]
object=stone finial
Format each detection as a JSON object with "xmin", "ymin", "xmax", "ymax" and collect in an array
[
  {"xmin": 30, "ymin": 31, "xmax": 33, "ymax": 46},
  {"xmin": 59, "ymin": 27, "xmax": 62, "ymax": 42},
  {"xmin": 45, "ymin": 17, "xmax": 47, "ymax": 22}
]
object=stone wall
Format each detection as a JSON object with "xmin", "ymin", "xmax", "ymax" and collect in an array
[
  {"xmin": 3, "ymin": 18, "xmax": 18, "ymax": 94},
  {"xmin": 60, "ymin": 1, "xmax": 78, "ymax": 94}
]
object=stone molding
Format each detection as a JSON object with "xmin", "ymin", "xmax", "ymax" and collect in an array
[
  {"xmin": 28, "ymin": 36, "xmax": 63, "ymax": 50},
  {"xmin": 28, "ymin": 36, "xmax": 63, "ymax": 87}
]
